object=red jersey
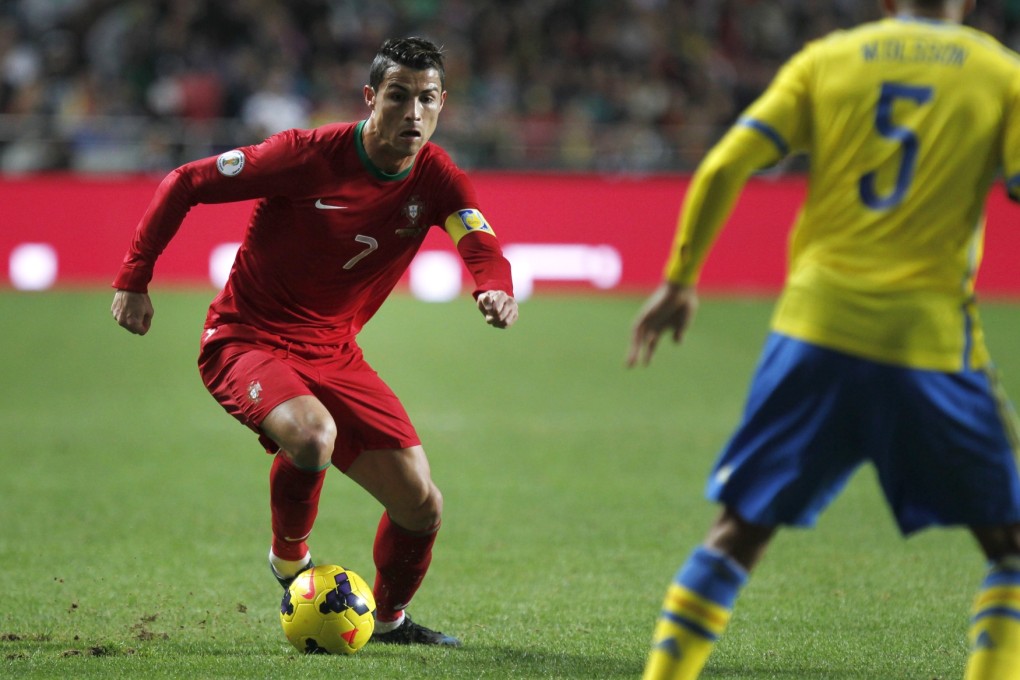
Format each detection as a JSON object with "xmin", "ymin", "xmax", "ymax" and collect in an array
[{"xmin": 113, "ymin": 121, "xmax": 513, "ymax": 345}]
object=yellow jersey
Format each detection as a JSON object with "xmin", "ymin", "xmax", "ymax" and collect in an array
[{"xmin": 666, "ymin": 17, "xmax": 1020, "ymax": 371}]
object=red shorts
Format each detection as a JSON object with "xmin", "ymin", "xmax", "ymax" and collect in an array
[{"xmin": 197, "ymin": 323, "xmax": 420, "ymax": 471}]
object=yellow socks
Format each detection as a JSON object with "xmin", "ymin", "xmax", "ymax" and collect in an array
[
  {"xmin": 645, "ymin": 551, "xmax": 1020, "ymax": 679},
  {"xmin": 965, "ymin": 558, "xmax": 1020, "ymax": 680},
  {"xmin": 643, "ymin": 547, "xmax": 747, "ymax": 680}
]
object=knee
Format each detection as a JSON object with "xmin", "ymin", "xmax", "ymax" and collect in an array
[
  {"xmin": 263, "ymin": 397, "xmax": 338, "ymax": 469},
  {"xmin": 398, "ymin": 483, "xmax": 443, "ymax": 534},
  {"xmin": 282, "ymin": 415, "xmax": 337, "ymax": 470}
]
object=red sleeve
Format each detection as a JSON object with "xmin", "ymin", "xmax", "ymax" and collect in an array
[
  {"xmin": 111, "ymin": 163, "xmax": 205, "ymax": 292},
  {"xmin": 112, "ymin": 129, "xmax": 325, "ymax": 293},
  {"xmin": 456, "ymin": 232, "xmax": 514, "ymax": 299},
  {"xmin": 426, "ymin": 151, "xmax": 513, "ymax": 298}
]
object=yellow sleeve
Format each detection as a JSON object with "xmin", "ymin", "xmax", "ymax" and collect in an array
[
  {"xmin": 443, "ymin": 208, "xmax": 497, "ymax": 246},
  {"xmin": 1003, "ymin": 70, "xmax": 1020, "ymax": 201},
  {"xmin": 664, "ymin": 47, "xmax": 813, "ymax": 285},
  {"xmin": 663, "ymin": 125, "xmax": 784, "ymax": 285}
]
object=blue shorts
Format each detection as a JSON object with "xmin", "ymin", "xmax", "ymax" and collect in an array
[{"xmin": 708, "ymin": 333, "xmax": 1020, "ymax": 535}]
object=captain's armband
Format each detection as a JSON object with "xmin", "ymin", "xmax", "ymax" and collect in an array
[{"xmin": 444, "ymin": 209, "xmax": 497, "ymax": 246}]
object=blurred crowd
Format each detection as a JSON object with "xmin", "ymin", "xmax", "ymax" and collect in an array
[{"xmin": 1, "ymin": 0, "xmax": 1018, "ymax": 174}]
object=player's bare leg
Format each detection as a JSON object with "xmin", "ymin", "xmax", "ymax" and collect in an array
[
  {"xmin": 260, "ymin": 396, "xmax": 337, "ymax": 588},
  {"xmin": 345, "ymin": 445, "xmax": 441, "ymax": 532},
  {"xmin": 346, "ymin": 446, "xmax": 460, "ymax": 646},
  {"xmin": 964, "ymin": 523, "xmax": 1020, "ymax": 679},
  {"xmin": 703, "ymin": 506, "xmax": 776, "ymax": 571}
]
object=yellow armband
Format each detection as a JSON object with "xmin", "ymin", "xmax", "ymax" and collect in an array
[{"xmin": 444, "ymin": 209, "xmax": 497, "ymax": 246}]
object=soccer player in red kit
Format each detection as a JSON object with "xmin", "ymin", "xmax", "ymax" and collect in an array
[{"xmin": 111, "ymin": 37, "xmax": 517, "ymax": 647}]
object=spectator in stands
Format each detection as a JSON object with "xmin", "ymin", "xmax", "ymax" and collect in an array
[{"xmin": 0, "ymin": 0, "xmax": 1015, "ymax": 173}]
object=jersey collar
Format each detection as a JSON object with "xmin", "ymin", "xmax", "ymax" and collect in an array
[
  {"xmin": 892, "ymin": 14, "xmax": 954, "ymax": 26},
  {"xmin": 355, "ymin": 120, "xmax": 414, "ymax": 182}
]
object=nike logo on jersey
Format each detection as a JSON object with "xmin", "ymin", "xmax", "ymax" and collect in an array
[{"xmin": 315, "ymin": 199, "xmax": 348, "ymax": 210}]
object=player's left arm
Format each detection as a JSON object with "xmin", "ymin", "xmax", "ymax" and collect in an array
[{"xmin": 443, "ymin": 208, "xmax": 518, "ymax": 329}]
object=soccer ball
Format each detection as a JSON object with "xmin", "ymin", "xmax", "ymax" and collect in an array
[{"xmin": 279, "ymin": 564, "xmax": 376, "ymax": 654}]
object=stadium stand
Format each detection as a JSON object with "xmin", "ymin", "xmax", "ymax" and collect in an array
[{"xmin": 0, "ymin": 0, "xmax": 1015, "ymax": 173}]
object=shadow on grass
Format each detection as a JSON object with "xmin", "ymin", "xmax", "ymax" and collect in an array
[
  {"xmin": 3, "ymin": 636, "xmax": 645, "ymax": 678},
  {"xmin": 448, "ymin": 644, "xmax": 643, "ymax": 678},
  {"xmin": 706, "ymin": 663, "xmax": 915, "ymax": 679}
]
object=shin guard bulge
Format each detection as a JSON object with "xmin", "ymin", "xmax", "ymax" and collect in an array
[
  {"xmin": 373, "ymin": 512, "xmax": 438, "ymax": 622},
  {"xmin": 269, "ymin": 454, "xmax": 326, "ymax": 561}
]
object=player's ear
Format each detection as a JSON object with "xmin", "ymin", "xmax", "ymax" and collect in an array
[{"xmin": 364, "ymin": 85, "xmax": 376, "ymax": 110}]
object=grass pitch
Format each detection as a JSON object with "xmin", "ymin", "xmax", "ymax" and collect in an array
[{"xmin": 2, "ymin": 289, "xmax": 1019, "ymax": 679}]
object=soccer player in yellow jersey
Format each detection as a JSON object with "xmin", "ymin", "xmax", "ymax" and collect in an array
[{"xmin": 627, "ymin": 1, "xmax": 1020, "ymax": 678}]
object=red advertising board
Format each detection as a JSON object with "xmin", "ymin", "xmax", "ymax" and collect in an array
[{"xmin": 1, "ymin": 173, "xmax": 1017, "ymax": 298}]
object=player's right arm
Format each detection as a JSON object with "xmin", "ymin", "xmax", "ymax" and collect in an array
[
  {"xmin": 626, "ymin": 120, "xmax": 785, "ymax": 367},
  {"xmin": 663, "ymin": 45, "xmax": 811, "ymax": 287},
  {"xmin": 111, "ymin": 130, "xmax": 318, "ymax": 333},
  {"xmin": 627, "ymin": 47, "xmax": 812, "ymax": 367},
  {"xmin": 662, "ymin": 125, "xmax": 781, "ymax": 286},
  {"xmin": 109, "ymin": 159, "xmax": 241, "ymax": 336},
  {"xmin": 114, "ymin": 131, "xmax": 313, "ymax": 293},
  {"xmin": 1002, "ymin": 68, "xmax": 1020, "ymax": 202},
  {"xmin": 626, "ymin": 282, "xmax": 699, "ymax": 367}
]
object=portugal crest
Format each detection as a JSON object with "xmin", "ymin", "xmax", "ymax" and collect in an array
[
  {"xmin": 396, "ymin": 196, "xmax": 425, "ymax": 238},
  {"xmin": 247, "ymin": 380, "xmax": 263, "ymax": 403}
]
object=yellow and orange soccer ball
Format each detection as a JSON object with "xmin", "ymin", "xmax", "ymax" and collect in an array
[{"xmin": 279, "ymin": 565, "xmax": 376, "ymax": 654}]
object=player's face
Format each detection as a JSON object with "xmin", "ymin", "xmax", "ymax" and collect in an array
[{"xmin": 365, "ymin": 65, "xmax": 446, "ymax": 167}]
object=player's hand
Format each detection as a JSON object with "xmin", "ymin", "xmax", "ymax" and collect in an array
[
  {"xmin": 111, "ymin": 289, "xmax": 154, "ymax": 336},
  {"xmin": 626, "ymin": 282, "xmax": 698, "ymax": 367},
  {"xmin": 477, "ymin": 290, "xmax": 518, "ymax": 329}
]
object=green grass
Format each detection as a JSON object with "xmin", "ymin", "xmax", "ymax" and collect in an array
[{"xmin": 2, "ymin": 290, "xmax": 1019, "ymax": 678}]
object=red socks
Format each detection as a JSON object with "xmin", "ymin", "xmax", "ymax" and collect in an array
[
  {"xmin": 373, "ymin": 512, "xmax": 438, "ymax": 622},
  {"xmin": 269, "ymin": 457, "xmax": 438, "ymax": 620},
  {"xmin": 269, "ymin": 454, "xmax": 326, "ymax": 561}
]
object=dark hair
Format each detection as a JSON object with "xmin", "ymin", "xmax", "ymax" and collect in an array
[{"xmin": 369, "ymin": 37, "xmax": 445, "ymax": 90}]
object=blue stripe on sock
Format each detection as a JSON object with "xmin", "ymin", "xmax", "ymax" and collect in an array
[
  {"xmin": 983, "ymin": 569, "xmax": 1020, "ymax": 589},
  {"xmin": 972, "ymin": 606, "xmax": 1020, "ymax": 624},
  {"xmin": 674, "ymin": 546, "xmax": 748, "ymax": 609},
  {"xmin": 661, "ymin": 610, "xmax": 720, "ymax": 642},
  {"xmin": 654, "ymin": 636, "xmax": 681, "ymax": 659}
]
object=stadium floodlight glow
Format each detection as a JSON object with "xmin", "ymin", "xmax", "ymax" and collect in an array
[
  {"xmin": 209, "ymin": 242, "xmax": 241, "ymax": 289},
  {"xmin": 503, "ymin": 243, "xmax": 623, "ymax": 300},
  {"xmin": 9, "ymin": 242, "xmax": 58, "ymax": 290},
  {"xmin": 409, "ymin": 250, "xmax": 462, "ymax": 302}
]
